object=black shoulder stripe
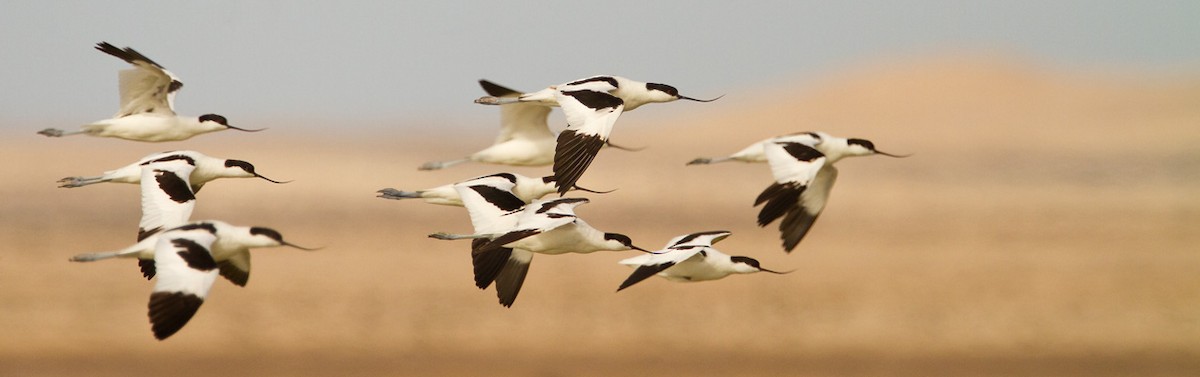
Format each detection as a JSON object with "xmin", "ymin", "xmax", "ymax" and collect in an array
[
  {"xmin": 567, "ymin": 76, "xmax": 618, "ymax": 88},
  {"xmin": 468, "ymin": 185, "xmax": 525, "ymax": 212},
  {"xmin": 672, "ymin": 230, "xmax": 729, "ymax": 246},
  {"xmin": 779, "ymin": 142, "xmax": 824, "ymax": 162},
  {"xmin": 155, "ymin": 170, "xmax": 195, "ymax": 203},
  {"xmin": 479, "ymin": 172, "xmax": 518, "ymax": 184},
  {"xmin": 534, "ymin": 198, "xmax": 587, "ymax": 213},
  {"xmin": 562, "ymin": 89, "xmax": 623, "ymax": 110},
  {"xmin": 174, "ymin": 222, "xmax": 217, "ymax": 234},
  {"xmin": 141, "ymin": 154, "xmax": 196, "ymax": 166},
  {"xmin": 171, "ymin": 238, "xmax": 217, "ymax": 271}
]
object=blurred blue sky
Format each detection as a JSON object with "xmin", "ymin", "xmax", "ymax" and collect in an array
[{"xmin": 1, "ymin": 1, "xmax": 1197, "ymax": 128}]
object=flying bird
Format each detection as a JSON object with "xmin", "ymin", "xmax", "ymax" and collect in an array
[
  {"xmin": 37, "ymin": 42, "xmax": 263, "ymax": 142},
  {"xmin": 475, "ymin": 75, "xmax": 719, "ymax": 112},
  {"xmin": 141, "ymin": 221, "xmax": 316, "ymax": 340},
  {"xmin": 429, "ymin": 176, "xmax": 645, "ymax": 306},
  {"xmin": 69, "ymin": 159, "xmax": 312, "ymax": 284},
  {"xmin": 71, "ymin": 220, "xmax": 317, "ymax": 287},
  {"xmin": 376, "ymin": 172, "xmax": 611, "ymax": 206},
  {"xmin": 475, "ymin": 76, "xmax": 720, "ymax": 195},
  {"xmin": 420, "ymin": 80, "xmax": 646, "ymax": 171},
  {"xmin": 617, "ymin": 231, "xmax": 789, "ymax": 291},
  {"xmin": 753, "ymin": 132, "xmax": 907, "ymax": 252},
  {"xmin": 58, "ymin": 150, "xmax": 287, "ymax": 193}
]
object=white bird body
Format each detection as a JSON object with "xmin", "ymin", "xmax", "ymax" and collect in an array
[
  {"xmin": 38, "ymin": 42, "xmax": 259, "ymax": 142},
  {"xmin": 617, "ymin": 231, "xmax": 786, "ymax": 291},
  {"xmin": 58, "ymin": 150, "xmax": 283, "ymax": 192},
  {"xmin": 78, "ymin": 114, "xmax": 232, "ymax": 142},
  {"xmin": 754, "ymin": 132, "xmax": 906, "ymax": 252}
]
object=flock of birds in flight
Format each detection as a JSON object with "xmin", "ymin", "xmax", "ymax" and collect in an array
[{"xmin": 46, "ymin": 42, "xmax": 905, "ymax": 340}]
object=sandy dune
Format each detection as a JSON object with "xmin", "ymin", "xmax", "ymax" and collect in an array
[{"xmin": 2, "ymin": 55, "xmax": 1197, "ymax": 376}]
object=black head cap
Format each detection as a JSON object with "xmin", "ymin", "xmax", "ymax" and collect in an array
[
  {"xmin": 846, "ymin": 138, "xmax": 876, "ymax": 151},
  {"xmin": 645, "ymin": 83, "xmax": 680, "ymax": 97},
  {"xmin": 729, "ymin": 256, "xmax": 762, "ymax": 269},
  {"xmin": 199, "ymin": 114, "xmax": 229, "ymax": 125},
  {"xmin": 249, "ymin": 227, "xmax": 284, "ymax": 243},
  {"xmin": 225, "ymin": 159, "xmax": 256, "ymax": 174},
  {"xmin": 603, "ymin": 233, "xmax": 634, "ymax": 247}
]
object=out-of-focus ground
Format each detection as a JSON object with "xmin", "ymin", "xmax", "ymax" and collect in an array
[{"xmin": 2, "ymin": 55, "xmax": 1198, "ymax": 376}]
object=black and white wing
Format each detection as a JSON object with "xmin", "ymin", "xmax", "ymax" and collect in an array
[
  {"xmin": 453, "ymin": 173, "xmax": 525, "ymax": 235},
  {"xmin": 479, "ymin": 80, "xmax": 554, "ymax": 145},
  {"xmin": 491, "ymin": 248, "xmax": 533, "ymax": 307},
  {"xmin": 452, "ymin": 174, "xmax": 530, "ymax": 298},
  {"xmin": 617, "ymin": 245, "xmax": 706, "ymax": 291},
  {"xmin": 147, "ymin": 226, "xmax": 219, "ymax": 340},
  {"xmin": 662, "ymin": 230, "xmax": 733, "ymax": 249},
  {"xmin": 217, "ymin": 250, "xmax": 252, "ymax": 287},
  {"xmin": 756, "ymin": 139, "xmax": 835, "ymax": 252},
  {"xmin": 551, "ymin": 87, "xmax": 624, "ymax": 195},
  {"xmin": 137, "ymin": 159, "xmax": 196, "ymax": 242},
  {"xmin": 95, "ymin": 42, "xmax": 182, "ymax": 118},
  {"xmin": 473, "ymin": 197, "xmax": 588, "ymax": 255}
]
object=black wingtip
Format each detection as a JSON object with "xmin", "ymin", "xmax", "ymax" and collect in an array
[
  {"xmin": 479, "ymin": 80, "xmax": 521, "ymax": 97},
  {"xmin": 148, "ymin": 292, "xmax": 204, "ymax": 340}
]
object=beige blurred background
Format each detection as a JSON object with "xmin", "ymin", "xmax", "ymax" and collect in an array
[{"xmin": 2, "ymin": 55, "xmax": 1198, "ymax": 376}]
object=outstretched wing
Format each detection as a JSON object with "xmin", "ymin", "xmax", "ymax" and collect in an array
[
  {"xmin": 217, "ymin": 250, "xmax": 252, "ymax": 287},
  {"xmin": 479, "ymin": 80, "xmax": 554, "ymax": 144},
  {"xmin": 756, "ymin": 140, "xmax": 836, "ymax": 252},
  {"xmin": 617, "ymin": 246, "xmax": 705, "ymax": 291},
  {"xmin": 551, "ymin": 88, "xmax": 624, "ymax": 195},
  {"xmin": 473, "ymin": 198, "xmax": 587, "ymax": 255},
  {"xmin": 138, "ymin": 159, "xmax": 196, "ymax": 242},
  {"xmin": 96, "ymin": 42, "xmax": 182, "ymax": 117},
  {"xmin": 662, "ymin": 230, "xmax": 732, "ymax": 249},
  {"xmin": 148, "ymin": 227, "xmax": 219, "ymax": 340},
  {"xmin": 453, "ymin": 173, "xmax": 525, "ymax": 235}
]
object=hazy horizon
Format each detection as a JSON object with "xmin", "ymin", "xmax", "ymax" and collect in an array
[{"xmin": 2, "ymin": 1, "xmax": 1198, "ymax": 129}]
